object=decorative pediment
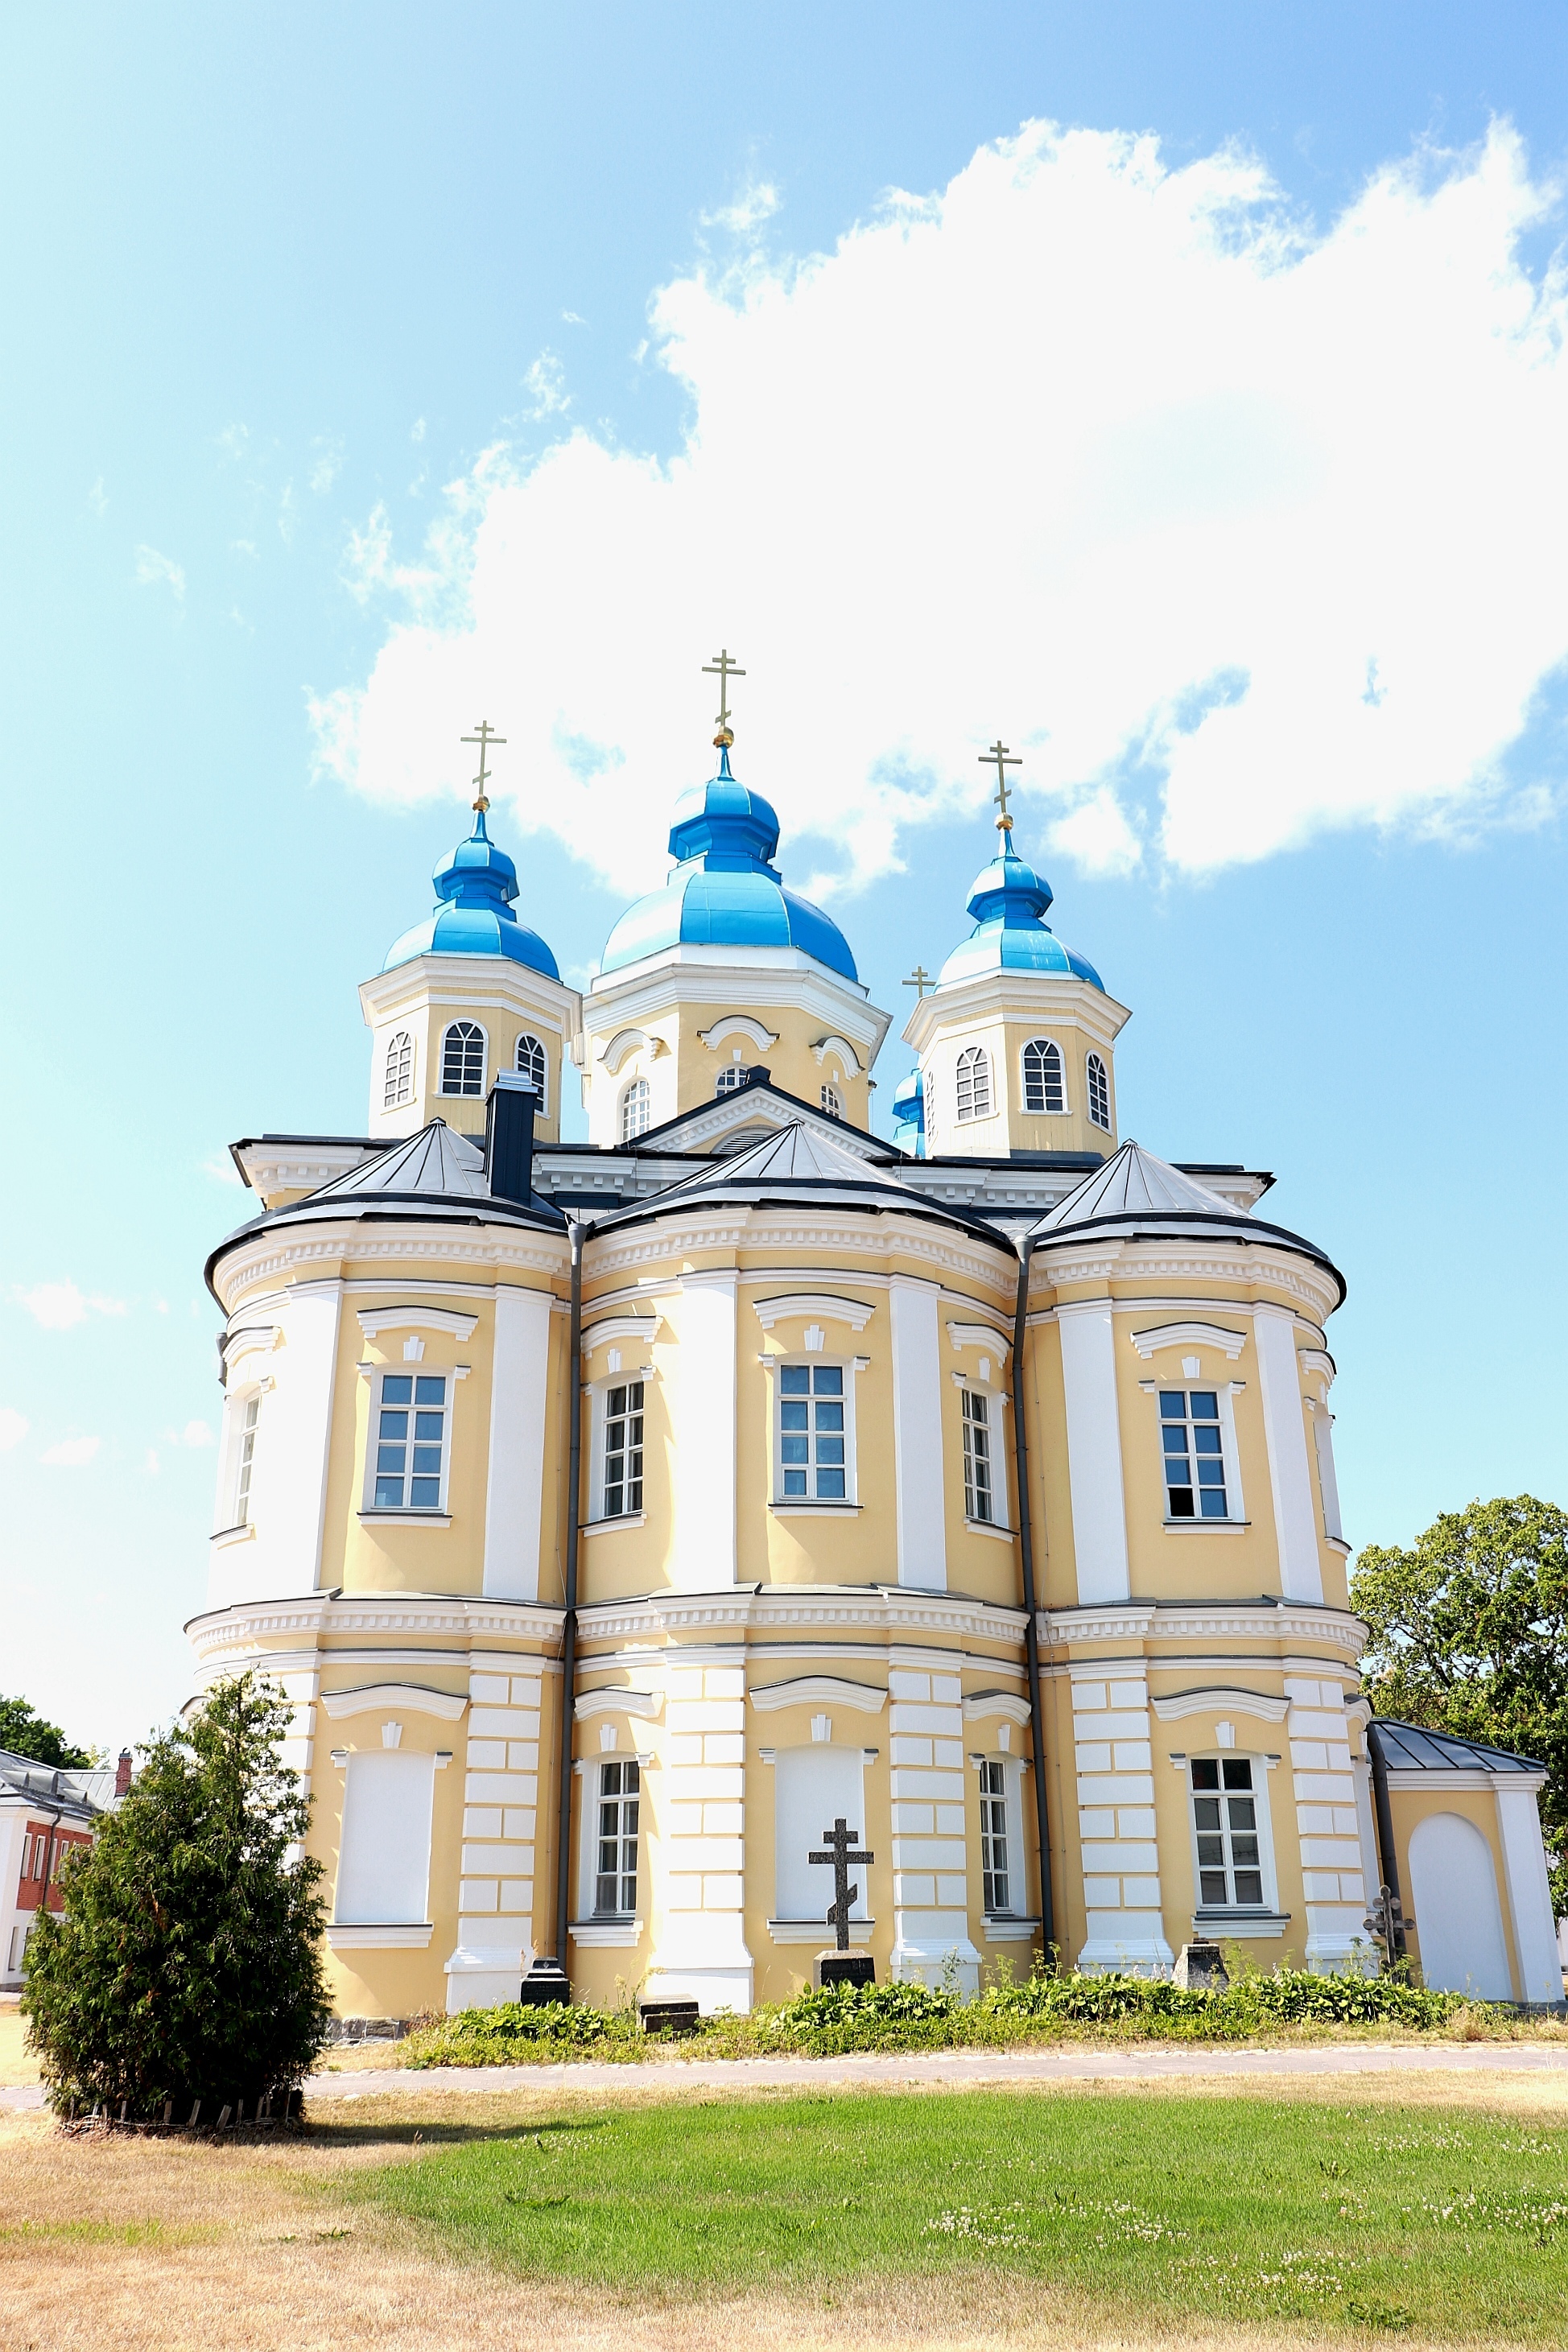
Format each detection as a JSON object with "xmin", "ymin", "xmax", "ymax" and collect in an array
[
  {"xmin": 357, "ymin": 1306, "xmax": 479, "ymax": 1343},
  {"xmin": 318, "ymin": 1683, "xmax": 468, "ymax": 1721},
  {"xmin": 698, "ymin": 1016, "xmax": 779, "ymax": 1053},
  {"xmin": 947, "ymin": 1321, "xmax": 1012, "ymax": 1360},
  {"xmin": 753, "ymin": 1293, "xmax": 875, "ymax": 1333},
  {"xmin": 811, "ymin": 1034, "xmax": 861, "ymax": 1074},
  {"xmin": 1129, "ymin": 1320, "xmax": 1246, "ymax": 1360},
  {"xmin": 575, "ymin": 1687, "xmax": 662, "ymax": 1721},
  {"xmin": 749, "ymin": 1675, "xmax": 886, "ymax": 1715}
]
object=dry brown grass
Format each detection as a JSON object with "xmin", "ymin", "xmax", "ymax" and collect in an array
[{"xmin": 3, "ymin": 2069, "xmax": 1566, "ymax": 2350}]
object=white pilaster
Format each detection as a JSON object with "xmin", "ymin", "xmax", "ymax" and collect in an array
[
  {"xmin": 889, "ymin": 1277, "xmax": 946, "ymax": 1591},
  {"xmin": 1255, "ymin": 1308, "xmax": 1324, "ymax": 1603},
  {"xmin": 1495, "ymin": 1786, "xmax": 1564, "ymax": 2005},
  {"xmin": 226, "ymin": 1279, "xmax": 342, "ymax": 1603},
  {"xmin": 1285, "ymin": 1677, "xmax": 1365, "ymax": 1966},
  {"xmin": 888, "ymin": 1667, "xmax": 980, "ymax": 1991},
  {"xmin": 1307, "ymin": 1398, "xmax": 1345, "ymax": 1545},
  {"xmin": 1071, "ymin": 1668, "xmax": 1171, "ymax": 1972},
  {"xmin": 672, "ymin": 1275, "xmax": 737, "ymax": 1589},
  {"xmin": 483, "ymin": 1286, "xmax": 551, "ymax": 1600},
  {"xmin": 1057, "ymin": 1302, "xmax": 1129, "ymax": 1603},
  {"xmin": 447, "ymin": 1664, "xmax": 543, "ymax": 2010},
  {"xmin": 645, "ymin": 1664, "xmax": 753, "ymax": 2012}
]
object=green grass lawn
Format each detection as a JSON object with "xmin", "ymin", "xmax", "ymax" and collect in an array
[{"xmin": 345, "ymin": 2088, "xmax": 1568, "ymax": 2339}]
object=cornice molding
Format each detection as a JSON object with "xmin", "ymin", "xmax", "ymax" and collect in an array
[
  {"xmin": 1041, "ymin": 1602, "xmax": 1365, "ymax": 1655},
  {"xmin": 698, "ymin": 1017, "xmax": 779, "ymax": 1054},
  {"xmin": 1149, "ymin": 1686, "xmax": 1290, "ymax": 1723},
  {"xmin": 963, "ymin": 1690, "xmax": 1032, "ymax": 1726},
  {"xmin": 1130, "ymin": 1320, "xmax": 1247, "ymax": 1360},
  {"xmin": 186, "ymin": 1593, "xmax": 565, "ymax": 1661},
  {"xmin": 947, "ymin": 1319, "xmax": 1012, "ymax": 1360},
  {"xmin": 318, "ymin": 1683, "xmax": 468, "ymax": 1721},
  {"xmin": 574, "ymin": 1586, "xmax": 1029, "ymax": 1648},
  {"xmin": 581, "ymin": 1313, "xmax": 662, "ymax": 1353},
  {"xmin": 356, "ymin": 1305, "xmax": 479, "ymax": 1342},
  {"xmin": 1030, "ymin": 1243, "xmax": 1339, "ymax": 1322},
  {"xmin": 575, "ymin": 1686, "xmax": 662, "ymax": 1720},
  {"xmin": 752, "ymin": 1292, "xmax": 875, "ymax": 1333},
  {"xmin": 215, "ymin": 1223, "xmax": 571, "ymax": 1313},
  {"xmin": 749, "ymin": 1674, "xmax": 886, "ymax": 1714}
]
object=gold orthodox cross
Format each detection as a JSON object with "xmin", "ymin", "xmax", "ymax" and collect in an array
[
  {"xmin": 903, "ymin": 965, "xmax": 932, "ymax": 999},
  {"xmin": 461, "ymin": 720, "xmax": 506, "ymax": 812},
  {"xmin": 980, "ymin": 739, "xmax": 1020, "ymax": 828},
  {"xmin": 703, "ymin": 647, "xmax": 746, "ymax": 735}
]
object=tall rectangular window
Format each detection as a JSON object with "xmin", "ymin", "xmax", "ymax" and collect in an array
[
  {"xmin": 1159, "ymin": 1389, "xmax": 1228, "ymax": 1518},
  {"xmin": 373, "ymin": 1373, "xmax": 448, "ymax": 1509},
  {"xmin": 234, "ymin": 1394, "xmax": 259, "ymax": 1524},
  {"xmin": 778, "ymin": 1364, "xmax": 845, "ymax": 1500},
  {"xmin": 962, "ymin": 1388, "xmax": 994, "ymax": 1523},
  {"xmin": 1190, "ymin": 1758, "xmax": 1264, "ymax": 1907},
  {"xmin": 594, "ymin": 1760, "xmax": 640, "ymax": 1915},
  {"xmin": 603, "ymin": 1381, "xmax": 644, "ymax": 1517},
  {"xmin": 979, "ymin": 1760, "xmax": 1010, "ymax": 1912}
]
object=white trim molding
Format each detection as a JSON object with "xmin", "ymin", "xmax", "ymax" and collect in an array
[
  {"xmin": 1150, "ymin": 1686, "xmax": 1289, "ymax": 1724},
  {"xmin": 749, "ymin": 1675, "xmax": 887, "ymax": 1716},
  {"xmin": 768, "ymin": 1917, "xmax": 874, "ymax": 1946},
  {"xmin": 582, "ymin": 1314, "xmax": 661, "ymax": 1353},
  {"xmin": 1131, "ymin": 1321, "xmax": 1247, "ymax": 1360},
  {"xmin": 947, "ymin": 1321, "xmax": 1013, "ymax": 1360},
  {"xmin": 698, "ymin": 1017, "xmax": 779, "ymax": 1054},
  {"xmin": 326, "ymin": 1924, "xmax": 435, "ymax": 1950},
  {"xmin": 575, "ymin": 1687, "xmax": 662, "ymax": 1722},
  {"xmin": 601, "ymin": 1026, "xmax": 666, "ymax": 1074},
  {"xmin": 318, "ymin": 1684, "xmax": 468, "ymax": 1722},
  {"xmin": 568, "ymin": 1919, "xmax": 644, "ymax": 1947},
  {"xmin": 753, "ymin": 1293, "xmax": 875, "ymax": 1332},
  {"xmin": 811, "ymin": 1034, "xmax": 862, "ymax": 1073},
  {"xmin": 356, "ymin": 1306, "xmax": 478, "ymax": 1343},
  {"xmin": 963, "ymin": 1690, "xmax": 1032, "ymax": 1727}
]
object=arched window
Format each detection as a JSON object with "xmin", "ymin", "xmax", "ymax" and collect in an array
[
  {"xmin": 955, "ymin": 1046, "xmax": 992, "ymax": 1123},
  {"xmin": 1021, "ymin": 1038, "xmax": 1064, "ymax": 1114},
  {"xmin": 1086, "ymin": 1051, "xmax": 1111, "ymax": 1132},
  {"xmin": 514, "ymin": 1032, "xmax": 547, "ymax": 1110},
  {"xmin": 620, "ymin": 1077, "xmax": 651, "ymax": 1141},
  {"xmin": 819, "ymin": 1083, "xmax": 843, "ymax": 1119},
  {"xmin": 439, "ymin": 1020, "xmax": 486, "ymax": 1098},
  {"xmin": 923, "ymin": 1067, "xmax": 937, "ymax": 1145},
  {"xmin": 715, "ymin": 1065, "xmax": 747, "ymax": 1096},
  {"xmin": 382, "ymin": 1030, "xmax": 414, "ymax": 1111}
]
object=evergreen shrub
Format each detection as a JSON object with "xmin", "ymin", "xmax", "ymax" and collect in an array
[{"xmin": 22, "ymin": 1673, "xmax": 332, "ymax": 2119}]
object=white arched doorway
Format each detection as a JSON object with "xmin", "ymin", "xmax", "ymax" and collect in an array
[{"xmin": 1407, "ymin": 1813, "xmax": 1512, "ymax": 1999}]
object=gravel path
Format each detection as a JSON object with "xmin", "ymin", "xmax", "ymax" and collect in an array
[{"xmin": 7, "ymin": 2038, "xmax": 1568, "ymax": 2115}]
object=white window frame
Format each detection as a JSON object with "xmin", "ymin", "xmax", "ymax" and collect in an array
[
  {"xmin": 589, "ymin": 1373, "xmax": 646, "ymax": 1523},
  {"xmin": 976, "ymin": 1755, "xmax": 1027, "ymax": 1917},
  {"xmin": 923, "ymin": 1067, "xmax": 937, "ymax": 1147},
  {"xmin": 620, "ymin": 1076, "xmax": 651, "ymax": 1140},
  {"xmin": 233, "ymin": 1392, "xmax": 260, "ymax": 1525},
  {"xmin": 1155, "ymin": 1384, "xmax": 1244, "ymax": 1524},
  {"xmin": 1186, "ymin": 1752, "xmax": 1279, "ymax": 1918},
  {"xmin": 1085, "ymin": 1050, "xmax": 1112, "ymax": 1132},
  {"xmin": 819, "ymin": 1083, "xmax": 843, "ymax": 1118},
  {"xmin": 1021, "ymin": 1037, "xmax": 1067, "ymax": 1115},
  {"xmin": 769, "ymin": 1355, "xmax": 859, "ymax": 1508},
  {"xmin": 955, "ymin": 1044, "xmax": 992, "ymax": 1123},
  {"xmin": 439, "ymin": 1019, "xmax": 487, "ymax": 1099},
  {"xmin": 361, "ymin": 1366, "xmax": 454, "ymax": 1516},
  {"xmin": 715, "ymin": 1064, "xmax": 748, "ymax": 1096},
  {"xmin": 382, "ymin": 1029, "xmax": 415, "ymax": 1111},
  {"xmin": 959, "ymin": 1381, "xmax": 1006, "ymax": 1528},
  {"xmin": 514, "ymin": 1032, "xmax": 547, "ymax": 1112},
  {"xmin": 579, "ymin": 1756, "xmax": 641, "ymax": 1919}
]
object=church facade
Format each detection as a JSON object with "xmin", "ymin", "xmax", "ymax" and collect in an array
[{"xmin": 189, "ymin": 715, "xmax": 1562, "ymax": 2018}]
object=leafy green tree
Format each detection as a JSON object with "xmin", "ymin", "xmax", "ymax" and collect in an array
[
  {"xmin": 1352, "ymin": 1496, "xmax": 1568, "ymax": 1912},
  {"xmin": 22, "ymin": 1673, "xmax": 332, "ymax": 2118},
  {"xmin": 0, "ymin": 1695, "xmax": 93, "ymax": 1769}
]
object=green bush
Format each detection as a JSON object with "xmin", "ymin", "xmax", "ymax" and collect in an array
[
  {"xmin": 405, "ymin": 1999, "xmax": 642, "ymax": 2067},
  {"xmin": 22, "ymin": 1673, "xmax": 332, "ymax": 2119}
]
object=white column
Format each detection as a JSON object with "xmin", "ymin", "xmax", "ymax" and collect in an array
[
  {"xmin": 1285, "ymin": 1676, "xmax": 1365, "ymax": 1967},
  {"xmin": 888, "ymin": 1666, "xmax": 980, "ymax": 1991},
  {"xmin": 1071, "ymin": 1668, "xmax": 1171, "ymax": 1972},
  {"xmin": 448, "ymin": 1661, "xmax": 542, "ymax": 2010},
  {"xmin": 1495, "ymin": 1786, "xmax": 1564, "ymax": 2004},
  {"xmin": 645, "ymin": 1663, "xmax": 753, "ymax": 2012},
  {"xmin": 483, "ymin": 1286, "xmax": 552, "ymax": 1601},
  {"xmin": 1057, "ymin": 1302, "xmax": 1129, "ymax": 1603},
  {"xmin": 1254, "ymin": 1307, "xmax": 1324, "ymax": 1603},
  {"xmin": 238, "ymin": 1279, "xmax": 342, "ymax": 1602},
  {"xmin": 672, "ymin": 1275, "xmax": 737, "ymax": 1590},
  {"xmin": 890, "ymin": 1276, "xmax": 946, "ymax": 1591}
]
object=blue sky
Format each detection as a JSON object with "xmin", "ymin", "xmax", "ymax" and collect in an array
[{"xmin": 4, "ymin": 3, "xmax": 1568, "ymax": 1756}]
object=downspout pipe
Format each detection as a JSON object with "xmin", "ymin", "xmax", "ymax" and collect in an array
[
  {"xmin": 1366, "ymin": 1717, "xmax": 1408, "ymax": 1963},
  {"xmin": 552, "ymin": 1217, "xmax": 585, "ymax": 1984},
  {"xmin": 1011, "ymin": 1233, "xmax": 1055, "ymax": 1965}
]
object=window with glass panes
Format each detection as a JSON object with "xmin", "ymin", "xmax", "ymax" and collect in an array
[
  {"xmin": 962, "ymin": 1388, "xmax": 994, "ymax": 1522},
  {"xmin": 1086, "ymin": 1050, "xmax": 1111, "ymax": 1130},
  {"xmin": 1190, "ymin": 1757, "xmax": 1265, "ymax": 1906},
  {"xmin": 602, "ymin": 1380, "xmax": 644, "ymax": 1516},
  {"xmin": 440, "ymin": 1021, "xmax": 485, "ymax": 1096},
  {"xmin": 234, "ymin": 1394, "xmax": 259, "ymax": 1524},
  {"xmin": 979, "ymin": 1759, "xmax": 1010, "ymax": 1911},
  {"xmin": 594, "ymin": 1760, "xmax": 640, "ymax": 1914},
  {"xmin": 778, "ymin": 1364, "xmax": 846, "ymax": 1499},
  {"xmin": 1021, "ymin": 1037, "xmax": 1065, "ymax": 1112},
  {"xmin": 1159, "ymin": 1389, "xmax": 1229, "ymax": 1517},
  {"xmin": 373, "ymin": 1373, "xmax": 448, "ymax": 1508}
]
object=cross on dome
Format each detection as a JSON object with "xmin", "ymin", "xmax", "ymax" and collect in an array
[
  {"xmin": 702, "ymin": 646, "xmax": 746, "ymax": 745},
  {"xmin": 979, "ymin": 738, "xmax": 1020, "ymax": 831},
  {"xmin": 460, "ymin": 720, "xmax": 506, "ymax": 812}
]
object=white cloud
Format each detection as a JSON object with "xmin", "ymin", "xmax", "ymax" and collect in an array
[
  {"xmin": 17, "ymin": 1281, "xmax": 128, "ymax": 1331},
  {"xmin": 522, "ymin": 353, "xmax": 571, "ymax": 417},
  {"xmin": 145, "ymin": 1449, "xmax": 159, "ymax": 1475},
  {"xmin": 317, "ymin": 121, "xmax": 1568, "ymax": 893},
  {"xmin": 134, "ymin": 546, "xmax": 185, "ymax": 603},
  {"xmin": 167, "ymin": 1420, "xmax": 214, "ymax": 1450},
  {"xmin": 310, "ymin": 437, "xmax": 344, "ymax": 495},
  {"xmin": 0, "ymin": 1409, "xmax": 29, "ymax": 1451},
  {"xmin": 200, "ymin": 1151, "xmax": 243, "ymax": 1186},
  {"xmin": 41, "ymin": 1436, "xmax": 101, "ymax": 1467},
  {"xmin": 411, "ymin": 417, "xmax": 426, "ymax": 443},
  {"xmin": 88, "ymin": 477, "xmax": 107, "ymax": 515}
]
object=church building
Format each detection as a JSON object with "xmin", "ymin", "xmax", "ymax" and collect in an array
[{"xmin": 189, "ymin": 691, "xmax": 1562, "ymax": 2018}]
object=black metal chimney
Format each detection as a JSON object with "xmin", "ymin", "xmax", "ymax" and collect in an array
[{"xmin": 485, "ymin": 1071, "xmax": 537, "ymax": 1206}]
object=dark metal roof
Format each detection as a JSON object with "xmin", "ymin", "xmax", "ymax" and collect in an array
[{"xmin": 1369, "ymin": 1718, "xmax": 1546, "ymax": 1776}]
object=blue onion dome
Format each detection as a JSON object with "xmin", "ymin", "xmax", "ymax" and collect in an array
[
  {"xmin": 937, "ymin": 833, "xmax": 1104, "ymax": 991},
  {"xmin": 891, "ymin": 1067, "xmax": 926, "ymax": 1155},
  {"xmin": 598, "ymin": 748, "xmax": 858, "ymax": 983},
  {"xmin": 382, "ymin": 809, "xmax": 560, "ymax": 979}
]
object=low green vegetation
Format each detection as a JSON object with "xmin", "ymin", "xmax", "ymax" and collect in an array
[
  {"xmin": 403, "ymin": 1968, "xmax": 1481, "ymax": 2069},
  {"xmin": 346, "ymin": 2086, "xmax": 1568, "ymax": 2338}
]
